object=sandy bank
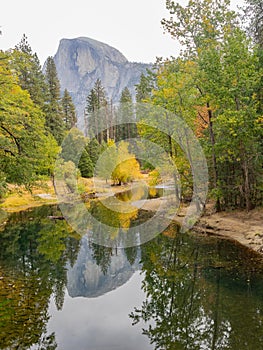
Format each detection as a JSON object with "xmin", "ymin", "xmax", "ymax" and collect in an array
[{"xmin": 193, "ymin": 207, "xmax": 263, "ymax": 255}]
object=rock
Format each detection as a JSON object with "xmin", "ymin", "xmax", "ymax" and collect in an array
[
  {"xmin": 47, "ymin": 215, "xmax": 65, "ymax": 220},
  {"xmin": 51, "ymin": 37, "xmax": 152, "ymax": 128}
]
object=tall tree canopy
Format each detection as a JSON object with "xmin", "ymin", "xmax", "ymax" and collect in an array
[
  {"xmin": 136, "ymin": 0, "xmax": 263, "ymax": 211},
  {"xmin": 45, "ymin": 56, "xmax": 65, "ymax": 144},
  {"xmin": 0, "ymin": 51, "xmax": 58, "ymax": 195}
]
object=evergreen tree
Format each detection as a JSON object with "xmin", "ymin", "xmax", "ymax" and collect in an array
[
  {"xmin": 87, "ymin": 137, "xmax": 102, "ymax": 166},
  {"xmin": 135, "ymin": 72, "xmax": 155, "ymax": 103},
  {"xmin": 78, "ymin": 149, "xmax": 94, "ymax": 178},
  {"xmin": 61, "ymin": 89, "xmax": 77, "ymax": 129},
  {"xmin": 12, "ymin": 34, "xmax": 48, "ymax": 108},
  {"xmin": 85, "ymin": 79, "xmax": 108, "ymax": 144},
  {"xmin": 116, "ymin": 87, "xmax": 136, "ymax": 141},
  {"xmin": 45, "ymin": 56, "xmax": 65, "ymax": 144},
  {"xmin": 245, "ymin": 0, "xmax": 263, "ymax": 48}
]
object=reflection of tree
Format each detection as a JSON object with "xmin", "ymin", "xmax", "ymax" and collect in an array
[
  {"xmin": 36, "ymin": 333, "xmax": 57, "ymax": 350},
  {"xmin": 90, "ymin": 243, "xmax": 113, "ymax": 275},
  {"xmin": 124, "ymin": 245, "xmax": 138, "ymax": 266},
  {"xmin": 0, "ymin": 205, "xmax": 81, "ymax": 349},
  {"xmin": 90, "ymin": 198, "xmax": 138, "ymax": 229},
  {"xmin": 130, "ymin": 225, "xmax": 263, "ymax": 350}
]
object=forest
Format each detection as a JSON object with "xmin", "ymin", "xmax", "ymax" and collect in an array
[{"xmin": 0, "ymin": 0, "xmax": 262, "ymax": 212}]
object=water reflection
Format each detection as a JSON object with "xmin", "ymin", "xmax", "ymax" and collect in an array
[
  {"xmin": 1, "ymin": 206, "xmax": 263, "ymax": 349},
  {"xmin": 0, "ymin": 205, "xmax": 143, "ymax": 349},
  {"xmin": 130, "ymin": 228, "xmax": 263, "ymax": 350},
  {"xmin": 67, "ymin": 237, "xmax": 140, "ymax": 298},
  {"xmin": 0, "ymin": 206, "xmax": 80, "ymax": 349},
  {"xmin": 115, "ymin": 186, "xmax": 173, "ymax": 202}
]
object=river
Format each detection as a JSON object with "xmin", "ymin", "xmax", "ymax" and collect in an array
[{"xmin": 1, "ymin": 203, "xmax": 263, "ymax": 349}]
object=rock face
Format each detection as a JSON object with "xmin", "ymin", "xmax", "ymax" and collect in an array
[{"xmin": 53, "ymin": 37, "xmax": 151, "ymax": 128}]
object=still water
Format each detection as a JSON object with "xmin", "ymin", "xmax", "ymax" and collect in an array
[{"xmin": 1, "ymin": 205, "xmax": 263, "ymax": 349}]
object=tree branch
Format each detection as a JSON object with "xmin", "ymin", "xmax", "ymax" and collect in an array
[{"xmin": 0, "ymin": 125, "xmax": 22, "ymax": 154}]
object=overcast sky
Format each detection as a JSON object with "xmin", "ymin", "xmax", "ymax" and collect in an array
[{"xmin": 1, "ymin": 0, "xmax": 243, "ymax": 65}]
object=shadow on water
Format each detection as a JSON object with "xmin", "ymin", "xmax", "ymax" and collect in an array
[{"xmin": 1, "ymin": 205, "xmax": 263, "ymax": 349}]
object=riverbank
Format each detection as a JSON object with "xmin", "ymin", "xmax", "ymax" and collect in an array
[
  {"xmin": 1, "ymin": 180, "xmax": 262, "ymax": 256},
  {"xmin": 138, "ymin": 196, "xmax": 263, "ymax": 255},
  {"xmin": 0, "ymin": 181, "xmax": 57, "ymax": 212},
  {"xmin": 193, "ymin": 206, "xmax": 263, "ymax": 255}
]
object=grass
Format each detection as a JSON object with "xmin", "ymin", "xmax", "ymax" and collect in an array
[
  {"xmin": 0, "ymin": 181, "xmax": 57, "ymax": 212},
  {"xmin": 0, "ymin": 174, "xmax": 152, "ymax": 213}
]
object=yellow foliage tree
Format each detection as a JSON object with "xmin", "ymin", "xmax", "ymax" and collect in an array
[{"xmin": 111, "ymin": 141, "xmax": 141, "ymax": 185}]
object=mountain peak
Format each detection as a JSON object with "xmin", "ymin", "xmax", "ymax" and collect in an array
[
  {"xmin": 52, "ymin": 37, "xmax": 151, "ymax": 128},
  {"xmin": 58, "ymin": 37, "xmax": 128, "ymax": 64}
]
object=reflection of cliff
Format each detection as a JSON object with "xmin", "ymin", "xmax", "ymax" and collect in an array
[{"xmin": 67, "ymin": 236, "xmax": 140, "ymax": 298}]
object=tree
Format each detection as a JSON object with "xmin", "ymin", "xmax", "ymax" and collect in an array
[
  {"xmin": 162, "ymin": 0, "xmax": 238, "ymax": 57},
  {"xmin": 158, "ymin": 0, "xmax": 263, "ymax": 210},
  {"xmin": 78, "ymin": 149, "xmax": 94, "ymax": 178},
  {"xmin": 85, "ymin": 79, "xmax": 108, "ymax": 144},
  {"xmin": 0, "ymin": 51, "xmax": 59, "ymax": 190},
  {"xmin": 45, "ymin": 56, "xmax": 65, "ymax": 143},
  {"xmin": 95, "ymin": 139, "xmax": 118, "ymax": 183},
  {"xmin": 111, "ymin": 141, "xmax": 141, "ymax": 185},
  {"xmin": 135, "ymin": 72, "xmax": 155, "ymax": 103},
  {"xmin": 87, "ymin": 137, "xmax": 102, "ymax": 167},
  {"xmin": 245, "ymin": 0, "xmax": 263, "ymax": 48},
  {"xmin": 116, "ymin": 87, "xmax": 136, "ymax": 141},
  {"xmin": 12, "ymin": 34, "xmax": 48, "ymax": 108},
  {"xmin": 61, "ymin": 89, "xmax": 77, "ymax": 129}
]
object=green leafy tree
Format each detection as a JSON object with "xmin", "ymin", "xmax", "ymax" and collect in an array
[
  {"xmin": 153, "ymin": 0, "xmax": 263, "ymax": 210},
  {"xmin": 87, "ymin": 137, "xmax": 102, "ymax": 167},
  {"xmin": 135, "ymin": 72, "xmax": 155, "ymax": 103},
  {"xmin": 95, "ymin": 139, "xmax": 118, "ymax": 183},
  {"xmin": 0, "ymin": 52, "xmax": 59, "ymax": 189}
]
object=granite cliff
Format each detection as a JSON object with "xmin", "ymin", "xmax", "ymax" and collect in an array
[{"xmin": 53, "ymin": 37, "xmax": 151, "ymax": 128}]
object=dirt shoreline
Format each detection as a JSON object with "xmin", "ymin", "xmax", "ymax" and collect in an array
[{"xmin": 192, "ymin": 207, "xmax": 263, "ymax": 255}]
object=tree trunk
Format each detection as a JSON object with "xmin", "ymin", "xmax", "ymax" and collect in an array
[{"xmin": 207, "ymin": 103, "xmax": 221, "ymax": 211}]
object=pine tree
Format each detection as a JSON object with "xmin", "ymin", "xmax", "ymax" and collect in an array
[
  {"xmin": 62, "ymin": 89, "xmax": 77, "ymax": 129},
  {"xmin": 245, "ymin": 0, "xmax": 263, "ymax": 48},
  {"xmin": 85, "ymin": 79, "xmax": 108, "ymax": 144},
  {"xmin": 12, "ymin": 34, "xmax": 48, "ymax": 108},
  {"xmin": 78, "ymin": 149, "xmax": 94, "ymax": 178},
  {"xmin": 116, "ymin": 87, "xmax": 136, "ymax": 141},
  {"xmin": 45, "ymin": 56, "xmax": 65, "ymax": 144},
  {"xmin": 87, "ymin": 137, "xmax": 102, "ymax": 166},
  {"xmin": 135, "ymin": 72, "xmax": 155, "ymax": 103}
]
